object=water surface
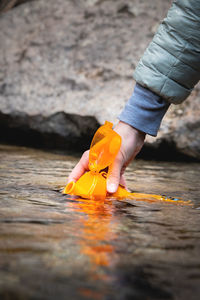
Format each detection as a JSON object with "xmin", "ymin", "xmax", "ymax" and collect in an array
[{"xmin": 0, "ymin": 144, "xmax": 200, "ymax": 300}]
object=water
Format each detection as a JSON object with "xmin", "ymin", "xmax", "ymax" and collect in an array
[{"xmin": 0, "ymin": 144, "xmax": 200, "ymax": 300}]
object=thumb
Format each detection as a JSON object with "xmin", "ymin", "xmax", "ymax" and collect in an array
[{"xmin": 107, "ymin": 157, "xmax": 123, "ymax": 194}]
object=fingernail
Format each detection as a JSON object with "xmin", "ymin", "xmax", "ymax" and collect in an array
[{"xmin": 107, "ymin": 183, "xmax": 117, "ymax": 194}]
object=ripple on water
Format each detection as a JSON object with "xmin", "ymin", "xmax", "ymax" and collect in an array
[{"xmin": 0, "ymin": 144, "xmax": 200, "ymax": 300}]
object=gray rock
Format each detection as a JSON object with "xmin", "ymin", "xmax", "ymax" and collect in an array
[
  {"xmin": 0, "ymin": 0, "xmax": 32, "ymax": 13},
  {"xmin": 145, "ymin": 89, "xmax": 200, "ymax": 160},
  {"xmin": 0, "ymin": 0, "xmax": 199, "ymax": 159},
  {"xmin": 0, "ymin": 110, "xmax": 99, "ymax": 150}
]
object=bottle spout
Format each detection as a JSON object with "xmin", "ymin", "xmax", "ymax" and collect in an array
[
  {"xmin": 63, "ymin": 181, "xmax": 76, "ymax": 194},
  {"xmin": 63, "ymin": 171, "xmax": 107, "ymax": 199}
]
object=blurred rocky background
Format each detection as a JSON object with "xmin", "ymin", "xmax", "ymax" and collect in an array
[{"xmin": 0, "ymin": 0, "xmax": 199, "ymax": 160}]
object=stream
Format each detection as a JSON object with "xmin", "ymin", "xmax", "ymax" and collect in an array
[{"xmin": 0, "ymin": 144, "xmax": 200, "ymax": 300}]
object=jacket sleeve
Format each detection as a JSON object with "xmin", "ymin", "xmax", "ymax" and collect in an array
[
  {"xmin": 118, "ymin": 83, "xmax": 170, "ymax": 136},
  {"xmin": 133, "ymin": 0, "xmax": 200, "ymax": 104}
]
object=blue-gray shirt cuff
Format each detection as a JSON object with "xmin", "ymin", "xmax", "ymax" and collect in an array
[{"xmin": 118, "ymin": 83, "xmax": 170, "ymax": 136}]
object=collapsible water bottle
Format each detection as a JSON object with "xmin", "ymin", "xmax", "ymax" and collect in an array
[{"xmin": 63, "ymin": 121, "xmax": 130, "ymax": 199}]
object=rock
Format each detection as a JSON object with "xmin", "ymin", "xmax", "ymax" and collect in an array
[
  {"xmin": 0, "ymin": 0, "xmax": 199, "ymax": 159},
  {"xmin": 145, "ymin": 87, "xmax": 200, "ymax": 160},
  {"xmin": 0, "ymin": 110, "xmax": 99, "ymax": 151},
  {"xmin": 0, "ymin": 0, "xmax": 32, "ymax": 13}
]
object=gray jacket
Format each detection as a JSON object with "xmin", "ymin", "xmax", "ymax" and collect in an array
[{"xmin": 133, "ymin": 0, "xmax": 200, "ymax": 104}]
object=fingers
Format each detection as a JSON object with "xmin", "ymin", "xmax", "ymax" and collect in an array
[
  {"xmin": 106, "ymin": 154, "xmax": 124, "ymax": 193},
  {"xmin": 67, "ymin": 150, "xmax": 89, "ymax": 183},
  {"xmin": 119, "ymin": 174, "xmax": 127, "ymax": 189}
]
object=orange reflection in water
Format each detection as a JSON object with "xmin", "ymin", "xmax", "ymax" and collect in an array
[
  {"xmin": 70, "ymin": 197, "xmax": 115, "ymax": 268},
  {"xmin": 65, "ymin": 193, "xmax": 191, "ymax": 300},
  {"xmin": 66, "ymin": 197, "xmax": 116, "ymax": 299},
  {"xmin": 66, "ymin": 193, "xmax": 190, "ymax": 271}
]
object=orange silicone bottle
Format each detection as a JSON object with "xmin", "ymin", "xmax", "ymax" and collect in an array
[
  {"xmin": 89, "ymin": 121, "xmax": 121, "ymax": 172},
  {"xmin": 63, "ymin": 121, "xmax": 124, "ymax": 199}
]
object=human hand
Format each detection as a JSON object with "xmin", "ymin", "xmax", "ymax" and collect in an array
[
  {"xmin": 106, "ymin": 121, "xmax": 145, "ymax": 193},
  {"xmin": 67, "ymin": 121, "xmax": 145, "ymax": 193}
]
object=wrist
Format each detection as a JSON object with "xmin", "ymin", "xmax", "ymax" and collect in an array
[
  {"xmin": 114, "ymin": 121, "xmax": 145, "ymax": 154},
  {"xmin": 114, "ymin": 121, "xmax": 145, "ymax": 139}
]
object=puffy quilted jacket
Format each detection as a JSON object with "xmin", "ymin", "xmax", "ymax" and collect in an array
[{"xmin": 133, "ymin": 0, "xmax": 200, "ymax": 104}]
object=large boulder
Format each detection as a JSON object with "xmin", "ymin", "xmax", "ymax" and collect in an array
[
  {"xmin": 0, "ymin": 0, "xmax": 31, "ymax": 13},
  {"xmin": 0, "ymin": 0, "xmax": 199, "ymax": 159},
  {"xmin": 145, "ymin": 89, "xmax": 200, "ymax": 160}
]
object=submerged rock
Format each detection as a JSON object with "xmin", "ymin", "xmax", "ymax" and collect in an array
[{"xmin": 0, "ymin": 0, "xmax": 199, "ymax": 159}]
